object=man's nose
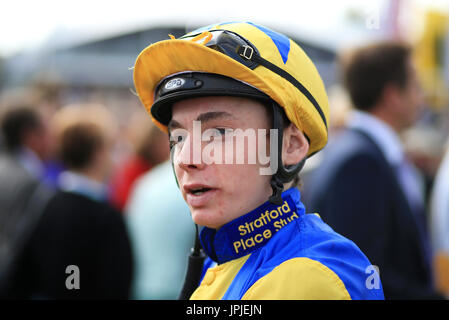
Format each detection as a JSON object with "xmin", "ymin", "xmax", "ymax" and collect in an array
[{"xmin": 174, "ymin": 133, "xmax": 206, "ymax": 171}]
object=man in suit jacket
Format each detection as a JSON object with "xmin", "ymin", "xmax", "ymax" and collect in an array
[
  {"xmin": 0, "ymin": 105, "xmax": 54, "ymax": 297},
  {"xmin": 304, "ymin": 42, "xmax": 444, "ymax": 299}
]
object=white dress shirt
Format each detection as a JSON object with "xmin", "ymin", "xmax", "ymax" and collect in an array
[{"xmin": 58, "ymin": 171, "xmax": 107, "ymax": 202}]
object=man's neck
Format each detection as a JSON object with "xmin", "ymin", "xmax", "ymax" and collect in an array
[
  {"xmin": 370, "ymin": 107, "xmax": 402, "ymax": 134},
  {"xmin": 74, "ymin": 167, "xmax": 104, "ymax": 184}
]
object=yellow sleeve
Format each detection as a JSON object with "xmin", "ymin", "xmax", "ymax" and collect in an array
[{"xmin": 241, "ymin": 257, "xmax": 351, "ymax": 300}]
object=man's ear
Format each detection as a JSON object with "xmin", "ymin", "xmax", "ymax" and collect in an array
[{"xmin": 282, "ymin": 123, "xmax": 309, "ymax": 166}]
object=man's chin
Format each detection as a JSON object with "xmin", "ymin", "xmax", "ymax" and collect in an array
[{"xmin": 191, "ymin": 209, "xmax": 224, "ymax": 230}]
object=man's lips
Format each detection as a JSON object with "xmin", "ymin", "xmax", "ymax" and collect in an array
[{"xmin": 183, "ymin": 183, "xmax": 218, "ymax": 207}]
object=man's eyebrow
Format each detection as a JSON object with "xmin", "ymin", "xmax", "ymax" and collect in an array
[
  {"xmin": 196, "ymin": 111, "xmax": 236, "ymax": 123},
  {"xmin": 167, "ymin": 119, "xmax": 183, "ymax": 132},
  {"xmin": 168, "ymin": 111, "xmax": 236, "ymax": 131}
]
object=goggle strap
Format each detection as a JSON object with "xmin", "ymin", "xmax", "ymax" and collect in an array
[{"xmin": 237, "ymin": 45, "xmax": 328, "ymax": 131}]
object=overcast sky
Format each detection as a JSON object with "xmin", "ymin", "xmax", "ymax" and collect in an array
[{"xmin": 0, "ymin": 0, "xmax": 447, "ymax": 57}]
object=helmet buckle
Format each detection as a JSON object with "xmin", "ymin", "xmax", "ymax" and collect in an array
[{"xmin": 239, "ymin": 45, "xmax": 254, "ymax": 60}]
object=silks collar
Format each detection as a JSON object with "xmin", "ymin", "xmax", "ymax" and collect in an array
[{"xmin": 199, "ymin": 187, "xmax": 305, "ymax": 264}]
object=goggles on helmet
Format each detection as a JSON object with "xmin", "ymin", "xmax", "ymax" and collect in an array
[
  {"xmin": 178, "ymin": 29, "xmax": 327, "ymax": 130},
  {"xmin": 179, "ymin": 29, "xmax": 260, "ymax": 70}
]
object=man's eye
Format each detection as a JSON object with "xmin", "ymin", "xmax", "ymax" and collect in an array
[
  {"xmin": 204, "ymin": 128, "xmax": 230, "ymax": 139},
  {"xmin": 169, "ymin": 134, "xmax": 186, "ymax": 149},
  {"xmin": 216, "ymin": 128, "xmax": 227, "ymax": 135},
  {"xmin": 214, "ymin": 128, "xmax": 233, "ymax": 136}
]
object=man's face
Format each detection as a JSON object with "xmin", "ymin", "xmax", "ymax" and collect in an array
[
  {"xmin": 25, "ymin": 118, "xmax": 51, "ymax": 161},
  {"xmin": 169, "ymin": 96, "xmax": 273, "ymax": 229},
  {"xmin": 396, "ymin": 59, "xmax": 424, "ymax": 129}
]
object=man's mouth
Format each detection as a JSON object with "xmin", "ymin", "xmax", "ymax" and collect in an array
[
  {"xmin": 184, "ymin": 184, "xmax": 215, "ymax": 196},
  {"xmin": 189, "ymin": 187, "xmax": 213, "ymax": 196},
  {"xmin": 183, "ymin": 184, "xmax": 218, "ymax": 207}
]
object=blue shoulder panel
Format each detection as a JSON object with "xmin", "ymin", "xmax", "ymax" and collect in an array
[{"xmin": 222, "ymin": 214, "xmax": 384, "ymax": 300}]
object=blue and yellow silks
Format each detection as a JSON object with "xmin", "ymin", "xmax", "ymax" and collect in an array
[{"xmin": 191, "ymin": 188, "xmax": 385, "ymax": 300}]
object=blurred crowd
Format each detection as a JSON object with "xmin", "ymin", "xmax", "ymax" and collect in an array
[
  {"xmin": 0, "ymin": 90, "xmax": 194, "ymax": 299},
  {"xmin": 0, "ymin": 36, "xmax": 449, "ymax": 300}
]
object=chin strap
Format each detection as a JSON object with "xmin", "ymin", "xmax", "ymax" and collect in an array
[
  {"xmin": 268, "ymin": 102, "xmax": 306, "ymax": 205},
  {"xmin": 178, "ymin": 224, "xmax": 206, "ymax": 300}
]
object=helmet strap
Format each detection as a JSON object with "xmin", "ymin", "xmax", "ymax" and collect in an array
[{"xmin": 268, "ymin": 102, "xmax": 306, "ymax": 205}]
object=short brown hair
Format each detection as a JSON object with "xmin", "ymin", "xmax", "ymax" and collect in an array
[
  {"xmin": 340, "ymin": 42, "xmax": 412, "ymax": 111},
  {"xmin": 0, "ymin": 105, "xmax": 43, "ymax": 151},
  {"xmin": 59, "ymin": 123, "xmax": 104, "ymax": 170},
  {"xmin": 51, "ymin": 103, "xmax": 116, "ymax": 170}
]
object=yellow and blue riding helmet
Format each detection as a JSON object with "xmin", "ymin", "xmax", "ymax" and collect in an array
[{"xmin": 133, "ymin": 21, "xmax": 330, "ymax": 203}]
